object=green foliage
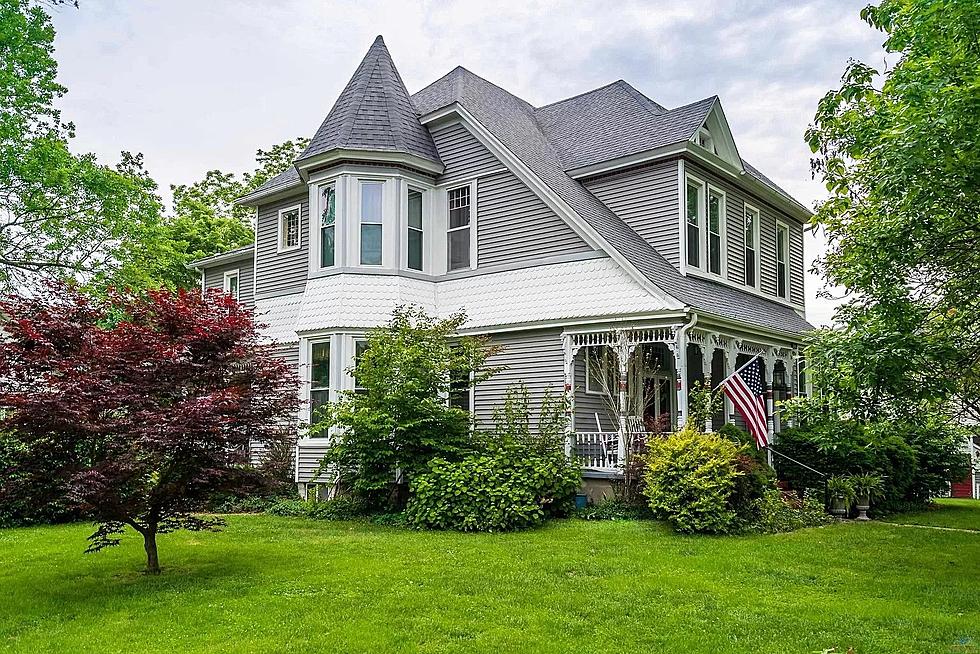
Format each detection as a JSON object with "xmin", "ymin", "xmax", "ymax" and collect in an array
[
  {"xmin": 746, "ymin": 489, "xmax": 834, "ymax": 534},
  {"xmin": 406, "ymin": 445, "xmax": 580, "ymax": 532},
  {"xmin": 718, "ymin": 422, "xmax": 768, "ymax": 466},
  {"xmin": 575, "ymin": 498, "xmax": 651, "ymax": 521},
  {"xmin": 264, "ymin": 496, "xmax": 370, "ymax": 521},
  {"xmin": 315, "ymin": 307, "xmax": 496, "ymax": 511},
  {"xmin": 826, "ymin": 475, "xmax": 856, "ymax": 510},
  {"xmin": 480, "ymin": 383, "xmax": 567, "ymax": 455},
  {"xmin": 211, "ymin": 495, "xmax": 281, "ymax": 515},
  {"xmin": 804, "ymin": 0, "xmax": 980, "ymax": 427},
  {"xmin": 641, "ymin": 426, "xmax": 742, "ymax": 534},
  {"xmin": 687, "ymin": 380, "xmax": 724, "ymax": 433},
  {"xmin": 849, "ymin": 473, "xmax": 884, "ymax": 501}
]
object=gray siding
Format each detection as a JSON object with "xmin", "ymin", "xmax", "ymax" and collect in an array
[
  {"xmin": 255, "ymin": 193, "xmax": 308, "ymax": 297},
  {"xmin": 473, "ymin": 328, "xmax": 565, "ymax": 432},
  {"xmin": 203, "ymin": 257, "xmax": 254, "ymax": 309},
  {"xmin": 574, "ymin": 354, "xmax": 617, "ymax": 431},
  {"xmin": 430, "ymin": 122, "xmax": 501, "ymax": 183},
  {"xmin": 251, "ymin": 342, "xmax": 300, "ymax": 467},
  {"xmin": 585, "ymin": 160, "xmax": 680, "ymax": 267},
  {"xmin": 685, "ymin": 160, "xmax": 806, "ymax": 307},
  {"xmin": 477, "ymin": 170, "xmax": 592, "ymax": 267}
]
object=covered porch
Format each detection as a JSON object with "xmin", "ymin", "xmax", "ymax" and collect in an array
[{"xmin": 561, "ymin": 319, "xmax": 802, "ymax": 473}]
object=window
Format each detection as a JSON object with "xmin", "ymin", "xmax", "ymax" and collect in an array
[
  {"xmin": 775, "ymin": 222, "xmax": 789, "ymax": 299},
  {"xmin": 448, "ymin": 369, "xmax": 471, "ymax": 411},
  {"xmin": 353, "ymin": 339, "xmax": 369, "ymax": 395},
  {"xmin": 447, "ymin": 185, "xmax": 471, "ymax": 271},
  {"xmin": 309, "ymin": 341, "xmax": 330, "ymax": 427},
  {"xmin": 359, "ymin": 181, "xmax": 383, "ymax": 266},
  {"xmin": 586, "ymin": 348, "xmax": 616, "ymax": 394},
  {"xmin": 697, "ymin": 128, "xmax": 716, "ymax": 154},
  {"xmin": 407, "ymin": 189, "xmax": 423, "ymax": 271},
  {"xmin": 707, "ymin": 188, "xmax": 724, "ymax": 275},
  {"xmin": 319, "ymin": 185, "xmax": 336, "ymax": 268},
  {"xmin": 685, "ymin": 178, "xmax": 704, "ymax": 269},
  {"xmin": 744, "ymin": 205, "xmax": 760, "ymax": 288},
  {"xmin": 222, "ymin": 269, "xmax": 239, "ymax": 300},
  {"xmin": 278, "ymin": 206, "xmax": 301, "ymax": 251}
]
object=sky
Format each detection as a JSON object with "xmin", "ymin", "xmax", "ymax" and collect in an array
[{"xmin": 46, "ymin": 0, "xmax": 888, "ymax": 326}]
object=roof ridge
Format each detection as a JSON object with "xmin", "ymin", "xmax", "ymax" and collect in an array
[
  {"xmin": 614, "ymin": 81, "xmax": 668, "ymax": 115},
  {"xmin": 534, "ymin": 80, "xmax": 625, "ymax": 111}
]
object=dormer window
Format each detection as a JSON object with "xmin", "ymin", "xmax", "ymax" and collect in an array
[
  {"xmin": 319, "ymin": 184, "xmax": 336, "ymax": 268},
  {"xmin": 278, "ymin": 205, "xmax": 301, "ymax": 252},
  {"xmin": 359, "ymin": 181, "xmax": 384, "ymax": 266}
]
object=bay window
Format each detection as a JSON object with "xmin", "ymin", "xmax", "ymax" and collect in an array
[
  {"xmin": 319, "ymin": 184, "xmax": 336, "ymax": 268},
  {"xmin": 360, "ymin": 181, "xmax": 383, "ymax": 266},
  {"xmin": 408, "ymin": 189, "xmax": 423, "ymax": 271}
]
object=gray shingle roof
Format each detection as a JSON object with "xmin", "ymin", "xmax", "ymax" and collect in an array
[
  {"xmin": 413, "ymin": 68, "xmax": 812, "ymax": 335},
  {"xmin": 297, "ymin": 36, "xmax": 441, "ymax": 166},
  {"xmin": 238, "ymin": 166, "xmax": 301, "ymax": 204}
]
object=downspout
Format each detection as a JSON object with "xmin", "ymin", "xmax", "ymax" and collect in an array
[{"xmin": 675, "ymin": 311, "xmax": 698, "ymax": 429}]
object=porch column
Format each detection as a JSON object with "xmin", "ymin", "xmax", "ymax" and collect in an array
[
  {"xmin": 701, "ymin": 343, "xmax": 713, "ymax": 432},
  {"xmin": 612, "ymin": 331, "xmax": 634, "ymax": 462},
  {"xmin": 764, "ymin": 349, "xmax": 776, "ymax": 467},
  {"xmin": 561, "ymin": 334, "xmax": 578, "ymax": 458},
  {"xmin": 670, "ymin": 333, "xmax": 688, "ymax": 430},
  {"xmin": 724, "ymin": 344, "xmax": 738, "ymax": 425}
]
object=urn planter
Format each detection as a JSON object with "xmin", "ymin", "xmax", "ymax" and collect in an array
[
  {"xmin": 830, "ymin": 494, "xmax": 849, "ymax": 518},
  {"xmin": 855, "ymin": 494, "xmax": 871, "ymax": 521}
]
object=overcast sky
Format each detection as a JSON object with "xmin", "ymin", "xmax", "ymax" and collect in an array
[{"xmin": 47, "ymin": 0, "xmax": 886, "ymax": 326}]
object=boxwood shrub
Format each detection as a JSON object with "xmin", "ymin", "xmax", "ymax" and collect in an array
[{"xmin": 406, "ymin": 446, "xmax": 580, "ymax": 532}]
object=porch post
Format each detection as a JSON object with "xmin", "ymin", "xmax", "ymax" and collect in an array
[
  {"xmin": 701, "ymin": 343, "xmax": 713, "ymax": 432},
  {"xmin": 671, "ymin": 330, "xmax": 688, "ymax": 430},
  {"xmin": 562, "ymin": 334, "xmax": 577, "ymax": 458},
  {"xmin": 764, "ymin": 349, "xmax": 775, "ymax": 467},
  {"xmin": 612, "ymin": 331, "xmax": 634, "ymax": 463},
  {"xmin": 724, "ymin": 344, "xmax": 738, "ymax": 425}
]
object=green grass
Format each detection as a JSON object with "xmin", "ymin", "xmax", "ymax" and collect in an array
[
  {"xmin": 1, "ymin": 506, "xmax": 979, "ymax": 653},
  {"xmin": 882, "ymin": 498, "xmax": 980, "ymax": 531}
]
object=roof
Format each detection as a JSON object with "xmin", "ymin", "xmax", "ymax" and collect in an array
[
  {"xmin": 187, "ymin": 244, "xmax": 254, "ymax": 269},
  {"xmin": 413, "ymin": 67, "xmax": 812, "ymax": 335},
  {"xmin": 238, "ymin": 166, "xmax": 301, "ymax": 204},
  {"xmin": 296, "ymin": 36, "xmax": 441, "ymax": 167}
]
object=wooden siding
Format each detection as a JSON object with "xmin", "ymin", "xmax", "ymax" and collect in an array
[
  {"xmin": 585, "ymin": 160, "xmax": 680, "ymax": 267},
  {"xmin": 255, "ymin": 193, "xmax": 309, "ymax": 297},
  {"xmin": 477, "ymin": 170, "xmax": 592, "ymax": 267},
  {"xmin": 684, "ymin": 160, "xmax": 806, "ymax": 306},
  {"xmin": 430, "ymin": 122, "xmax": 501, "ymax": 183},
  {"xmin": 250, "ymin": 343, "xmax": 299, "ymax": 467},
  {"xmin": 573, "ymin": 354, "xmax": 617, "ymax": 431},
  {"xmin": 203, "ymin": 257, "xmax": 254, "ymax": 309},
  {"xmin": 473, "ymin": 328, "xmax": 565, "ymax": 432}
]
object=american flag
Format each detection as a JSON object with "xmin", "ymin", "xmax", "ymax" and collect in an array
[{"xmin": 720, "ymin": 355, "xmax": 770, "ymax": 448}]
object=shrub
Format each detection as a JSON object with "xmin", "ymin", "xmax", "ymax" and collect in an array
[
  {"xmin": 575, "ymin": 498, "xmax": 651, "ymax": 521},
  {"xmin": 746, "ymin": 489, "xmax": 833, "ymax": 534},
  {"xmin": 406, "ymin": 446, "xmax": 580, "ymax": 532},
  {"xmin": 265, "ymin": 495, "xmax": 370, "ymax": 521},
  {"xmin": 212, "ymin": 495, "xmax": 280, "ymax": 514},
  {"xmin": 730, "ymin": 453, "xmax": 776, "ymax": 526},
  {"xmin": 641, "ymin": 427, "xmax": 742, "ymax": 534}
]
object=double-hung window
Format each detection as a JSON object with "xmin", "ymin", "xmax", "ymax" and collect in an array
[
  {"xmin": 447, "ymin": 185, "xmax": 471, "ymax": 271},
  {"xmin": 707, "ymin": 188, "xmax": 724, "ymax": 275},
  {"xmin": 278, "ymin": 206, "xmax": 301, "ymax": 251},
  {"xmin": 319, "ymin": 184, "xmax": 336, "ymax": 268},
  {"xmin": 686, "ymin": 178, "xmax": 704, "ymax": 269},
  {"xmin": 744, "ymin": 205, "xmax": 760, "ymax": 288},
  {"xmin": 407, "ymin": 189, "xmax": 424, "ymax": 271},
  {"xmin": 775, "ymin": 222, "xmax": 789, "ymax": 299},
  {"xmin": 310, "ymin": 341, "xmax": 330, "ymax": 427},
  {"xmin": 359, "ymin": 181, "xmax": 383, "ymax": 266},
  {"xmin": 222, "ymin": 270, "xmax": 239, "ymax": 300},
  {"xmin": 353, "ymin": 339, "xmax": 369, "ymax": 396}
]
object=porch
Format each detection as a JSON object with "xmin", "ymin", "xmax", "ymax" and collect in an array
[{"xmin": 561, "ymin": 319, "xmax": 801, "ymax": 473}]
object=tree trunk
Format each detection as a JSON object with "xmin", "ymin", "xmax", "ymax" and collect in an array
[{"xmin": 143, "ymin": 530, "xmax": 160, "ymax": 575}]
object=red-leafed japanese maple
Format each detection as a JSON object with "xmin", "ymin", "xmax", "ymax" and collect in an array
[{"xmin": 0, "ymin": 283, "xmax": 299, "ymax": 574}]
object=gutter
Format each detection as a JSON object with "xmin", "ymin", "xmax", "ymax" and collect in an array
[{"xmin": 676, "ymin": 311, "xmax": 698, "ymax": 427}]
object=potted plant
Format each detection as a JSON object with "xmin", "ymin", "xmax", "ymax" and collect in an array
[
  {"xmin": 826, "ymin": 475, "xmax": 855, "ymax": 518},
  {"xmin": 850, "ymin": 474, "xmax": 884, "ymax": 521}
]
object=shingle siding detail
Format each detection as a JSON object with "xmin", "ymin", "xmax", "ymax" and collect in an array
[
  {"xmin": 473, "ymin": 329, "xmax": 565, "ymax": 432},
  {"xmin": 203, "ymin": 257, "xmax": 255, "ymax": 309},
  {"xmin": 255, "ymin": 193, "xmax": 309, "ymax": 297},
  {"xmin": 585, "ymin": 160, "xmax": 680, "ymax": 267}
]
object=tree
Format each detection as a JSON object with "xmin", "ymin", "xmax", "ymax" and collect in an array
[
  {"xmin": 0, "ymin": 283, "xmax": 299, "ymax": 573},
  {"xmin": 805, "ymin": 0, "xmax": 980, "ymax": 423},
  {"xmin": 0, "ymin": 0, "xmax": 167, "ymax": 292},
  {"xmin": 162, "ymin": 137, "xmax": 309, "ymax": 288},
  {"xmin": 315, "ymin": 306, "xmax": 498, "ymax": 510}
]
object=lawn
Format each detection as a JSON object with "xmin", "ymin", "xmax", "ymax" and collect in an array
[
  {"xmin": 882, "ymin": 498, "xmax": 980, "ymax": 531},
  {"xmin": 1, "ymin": 501, "xmax": 978, "ymax": 654}
]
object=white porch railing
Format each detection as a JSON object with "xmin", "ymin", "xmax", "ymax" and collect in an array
[{"xmin": 575, "ymin": 431, "xmax": 620, "ymax": 469}]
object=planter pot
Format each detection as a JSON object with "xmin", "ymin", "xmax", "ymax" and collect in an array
[
  {"xmin": 829, "ymin": 495, "xmax": 848, "ymax": 518},
  {"xmin": 575, "ymin": 493, "xmax": 588, "ymax": 510},
  {"xmin": 855, "ymin": 494, "xmax": 871, "ymax": 521}
]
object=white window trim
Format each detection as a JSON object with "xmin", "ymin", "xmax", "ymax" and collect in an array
[
  {"xmin": 775, "ymin": 219, "xmax": 790, "ymax": 299},
  {"xmin": 705, "ymin": 184, "xmax": 727, "ymax": 279},
  {"xmin": 743, "ymin": 203, "xmax": 761, "ymax": 290},
  {"xmin": 222, "ymin": 269, "xmax": 240, "ymax": 299},
  {"xmin": 316, "ymin": 181, "xmax": 338, "ymax": 270},
  {"xmin": 277, "ymin": 204, "xmax": 302, "ymax": 253},
  {"xmin": 446, "ymin": 180, "xmax": 477, "ymax": 272},
  {"xmin": 404, "ymin": 185, "xmax": 427, "ymax": 273},
  {"xmin": 357, "ymin": 179, "xmax": 385, "ymax": 267},
  {"xmin": 684, "ymin": 175, "xmax": 706, "ymax": 272}
]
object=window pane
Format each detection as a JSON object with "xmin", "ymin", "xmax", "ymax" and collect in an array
[
  {"xmin": 777, "ymin": 262, "xmax": 787, "ymax": 298},
  {"xmin": 777, "ymin": 227, "xmax": 787, "ymax": 262},
  {"xmin": 311, "ymin": 342, "xmax": 330, "ymax": 389},
  {"xmin": 354, "ymin": 340, "xmax": 369, "ymax": 394},
  {"xmin": 408, "ymin": 228, "xmax": 423, "ymax": 271},
  {"xmin": 745, "ymin": 249, "xmax": 756, "ymax": 287},
  {"xmin": 360, "ymin": 224, "xmax": 382, "ymax": 265},
  {"xmin": 321, "ymin": 225, "xmax": 335, "ymax": 268},
  {"xmin": 310, "ymin": 390, "xmax": 330, "ymax": 427},
  {"xmin": 281, "ymin": 209, "xmax": 300, "ymax": 249},
  {"xmin": 228, "ymin": 275, "xmax": 238, "ymax": 299},
  {"xmin": 408, "ymin": 190, "xmax": 423, "ymax": 230},
  {"xmin": 709, "ymin": 233, "xmax": 721, "ymax": 274},
  {"xmin": 361, "ymin": 182, "xmax": 383, "ymax": 223},
  {"xmin": 320, "ymin": 186, "xmax": 335, "ymax": 227},
  {"xmin": 448, "ymin": 187, "xmax": 470, "ymax": 229},
  {"xmin": 708, "ymin": 193, "xmax": 721, "ymax": 234},
  {"xmin": 744, "ymin": 209, "xmax": 756, "ymax": 248},
  {"xmin": 686, "ymin": 182, "xmax": 700, "ymax": 226},
  {"xmin": 687, "ymin": 223, "xmax": 700, "ymax": 267},
  {"xmin": 449, "ymin": 371, "xmax": 470, "ymax": 411},
  {"xmin": 448, "ymin": 228, "xmax": 470, "ymax": 270}
]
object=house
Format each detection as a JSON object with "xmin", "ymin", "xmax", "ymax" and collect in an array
[{"xmin": 191, "ymin": 36, "xmax": 813, "ymax": 496}]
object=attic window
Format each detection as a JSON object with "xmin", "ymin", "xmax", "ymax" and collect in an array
[{"xmin": 697, "ymin": 128, "xmax": 716, "ymax": 155}]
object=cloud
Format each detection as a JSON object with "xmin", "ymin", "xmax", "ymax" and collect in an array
[{"xmin": 47, "ymin": 0, "xmax": 885, "ymax": 326}]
